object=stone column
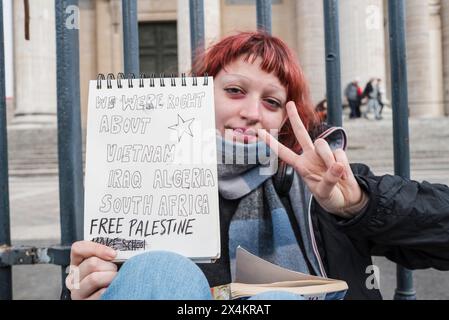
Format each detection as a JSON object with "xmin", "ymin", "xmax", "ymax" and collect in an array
[
  {"xmin": 442, "ymin": 0, "xmax": 449, "ymax": 115},
  {"xmin": 79, "ymin": 0, "xmax": 98, "ymax": 127},
  {"xmin": 204, "ymin": 0, "xmax": 221, "ymax": 49},
  {"xmin": 95, "ymin": 0, "xmax": 123, "ymax": 74},
  {"xmin": 295, "ymin": 1, "xmax": 326, "ymax": 104},
  {"xmin": 177, "ymin": 0, "xmax": 191, "ymax": 73},
  {"xmin": 177, "ymin": 0, "xmax": 221, "ymax": 73},
  {"xmin": 13, "ymin": 0, "xmax": 57, "ymax": 125},
  {"xmin": 405, "ymin": 0, "xmax": 444, "ymax": 117},
  {"xmin": 339, "ymin": 0, "xmax": 387, "ymax": 103},
  {"xmin": 428, "ymin": 0, "xmax": 445, "ymax": 116},
  {"xmin": 4, "ymin": 0, "xmax": 14, "ymax": 124},
  {"xmin": 383, "ymin": 0, "xmax": 392, "ymax": 107}
]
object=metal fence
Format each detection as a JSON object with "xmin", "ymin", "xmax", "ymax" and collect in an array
[{"xmin": 0, "ymin": 0, "xmax": 415, "ymax": 300}]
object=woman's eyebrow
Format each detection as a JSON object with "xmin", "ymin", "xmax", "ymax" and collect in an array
[
  {"xmin": 220, "ymin": 74, "xmax": 251, "ymax": 83},
  {"xmin": 265, "ymin": 85, "xmax": 286, "ymax": 95},
  {"xmin": 222, "ymin": 74, "xmax": 283, "ymax": 90}
]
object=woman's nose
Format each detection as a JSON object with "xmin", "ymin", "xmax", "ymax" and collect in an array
[{"xmin": 239, "ymin": 99, "xmax": 261, "ymax": 124}]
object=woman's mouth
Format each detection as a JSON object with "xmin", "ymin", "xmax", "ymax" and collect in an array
[{"xmin": 224, "ymin": 127, "xmax": 258, "ymax": 143}]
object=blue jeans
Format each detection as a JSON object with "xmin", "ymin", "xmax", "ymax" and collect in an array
[{"xmin": 101, "ymin": 251, "xmax": 305, "ymax": 300}]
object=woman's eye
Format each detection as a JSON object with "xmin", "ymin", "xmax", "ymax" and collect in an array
[
  {"xmin": 224, "ymin": 87, "xmax": 244, "ymax": 95},
  {"xmin": 264, "ymin": 99, "xmax": 281, "ymax": 108}
]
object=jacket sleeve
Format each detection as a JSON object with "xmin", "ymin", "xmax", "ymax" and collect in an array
[{"xmin": 331, "ymin": 163, "xmax": 449, "ymax": 270}]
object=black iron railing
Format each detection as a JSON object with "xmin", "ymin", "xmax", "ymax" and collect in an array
[{"xmin": 0, "ymin": 0, "xmax": 415, "ymax": 300}]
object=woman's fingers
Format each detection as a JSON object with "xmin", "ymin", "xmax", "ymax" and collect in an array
[
  {"xmin": 286, "ymin": 102, "xmax": 314, "ymax": 152},
  {"xmin": 71, "ymin": 241, "xmax": 116, "ymax": 267},
  {"xmin": 86, "ymin": 288, "xmax": 108, "ymax": 300},
  {"xmin": 333, "ymin": 149, "xmax": 353, "ymax": 181},
  {"xmin": 316, "ymin": 162, "xmax": 345, "ymax": 199},
  {"xmin": 258, "ymin": 129, "xmax": 302, "ymax": 171},
  {"xmin": 71, "ymin": 271, "xmax": 117, "ymax": 300},
  {"xmin": 314, "ymin": 138, "xmax": 336, "ymax": 169},
  {"xmin": 67, "ymin": 241, "xmax": 117, "ymax": 300},
  {"xmin": 78, "ymin": 256, "xmax": 118, "ymax": 281}
]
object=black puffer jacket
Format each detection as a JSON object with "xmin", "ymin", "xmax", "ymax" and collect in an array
[{"xmin": 311, "ymin": 163, "xmax": 449, "ymax": 299}]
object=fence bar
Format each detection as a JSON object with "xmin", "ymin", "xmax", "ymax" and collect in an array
[
  {"xmin": 55, "ymin": 0, "xmax": 84, "ymax": 284},
  {"xmin": 388, "ymin": 0, "xmax": 416, "ymax": 300},
  {"xmin": 190, "ymin": 0, "xmax": 205, "ymax": 66},
  {"xmin": 323, "ymin": 0, "xmax": 342, "ymax": 127},
  {"xmin": 256, "ymin": 0, "xmax": 272, "ymax": 34},
  {"xmin": 0, "ymin": 246, "xmax": 70, "ymax": 267},
  {"xmin": 0, "ymin": 0, "xmax": 12, "ymax": 300},
  {"xmin": 122, "ymin": 0, "xmax": 140, "ymax": 75}
]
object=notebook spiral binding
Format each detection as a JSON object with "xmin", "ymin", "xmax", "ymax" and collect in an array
[{"xmin": 96, "ymin": 72, "xmax": 209, "ymax": 90}]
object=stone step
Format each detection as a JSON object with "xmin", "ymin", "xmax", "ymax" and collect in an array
[
  {"xmin": 6, "ymin": 126, "xmax": 84, "ymax": 177},
  {"xmin": 8, "ymin": 169, "xmax": 60, "ymax": 177}
]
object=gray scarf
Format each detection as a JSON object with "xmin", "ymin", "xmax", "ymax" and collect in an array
[{"xmin": 216, "ymin": 135, "xmax": 320, "ymax": 279}]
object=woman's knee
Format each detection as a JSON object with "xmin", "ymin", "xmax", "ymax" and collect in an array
[
  {"xmin": 121, "ymin": 251, "xmax": 191, "ymax": 273},
  {"xmin": 119, "ymin": 251, "xmax": 208, "ymax": 285},
  {"xmin": 103, "ymin": 251, "xmax": 212, "ymax": 300}
]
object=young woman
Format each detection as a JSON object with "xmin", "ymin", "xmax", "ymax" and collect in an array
[{"xmin": 65, "ymin": 32, "xmax": 449, "ymax": 300}]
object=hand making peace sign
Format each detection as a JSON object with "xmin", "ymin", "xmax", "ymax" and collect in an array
[{"xmin": 259, "ymin": 102, "xmax": 369, "ymax": 218}]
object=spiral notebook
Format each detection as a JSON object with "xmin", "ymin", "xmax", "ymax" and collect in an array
[{"xmin": 83, "ymin": 73, "xmax": 220, "ymax": 262}]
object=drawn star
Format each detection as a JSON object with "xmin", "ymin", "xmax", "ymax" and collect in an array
[{"xmin": 168, "ymin": 114, "xmax": 195, "ymax": 142}]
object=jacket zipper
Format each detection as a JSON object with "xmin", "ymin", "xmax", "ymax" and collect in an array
[
  {"xmin": 308, "ymin": 195, "xmax": 328, "ymax": 278},
  {"xmin": 299, "ymin": 126, "xmax": 346, "ymax": 279}
]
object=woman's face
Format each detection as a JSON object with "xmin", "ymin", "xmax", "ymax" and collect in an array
[{"xmin": 214, "ymin": 56, "xmax": 288, "ymax": 144}]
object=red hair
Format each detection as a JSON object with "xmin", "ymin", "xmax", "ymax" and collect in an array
[{"xmin": 192, "ymin": 31, "xmax": 318, "ymax": 153}]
